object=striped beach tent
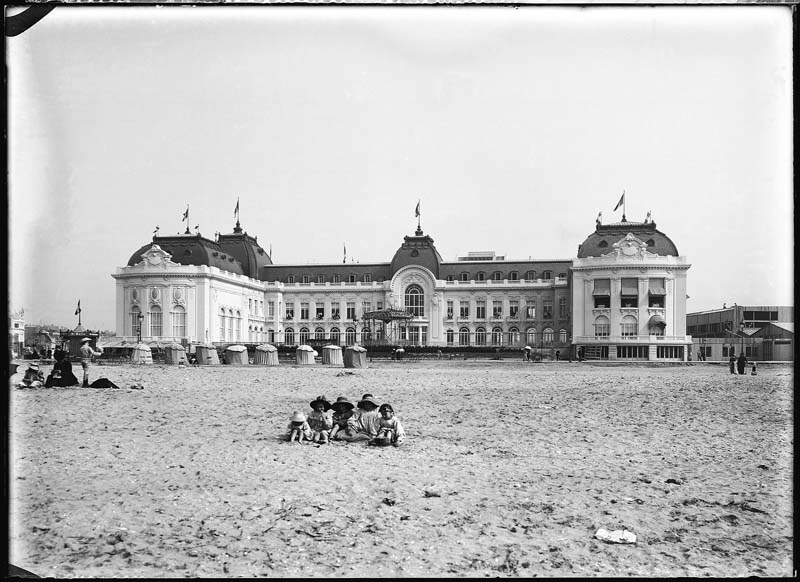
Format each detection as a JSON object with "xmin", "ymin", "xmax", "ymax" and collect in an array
[
  {"xmin": 254, "ymin": 344, "xmax": 279, "ymax": 366},
  {"xmin": 322, "ymin": 345, "xmax": 343, "ymax": 366},
  {"xmin": 225, "ymin": 344, "xmax": 249, "ymax": 366}
]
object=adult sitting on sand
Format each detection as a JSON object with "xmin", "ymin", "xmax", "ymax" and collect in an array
[
  {"xmin": 338, "ymin": 393, "xmax": 382, "ymax": 443},
  {"xmin": 45, "ymin": 349, "xmax": 79, "ymax": 388}
]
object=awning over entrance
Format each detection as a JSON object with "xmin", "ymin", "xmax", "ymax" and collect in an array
[{"xmin": 648, "ymin": 314, "xmax": 667, "ymax": 327}]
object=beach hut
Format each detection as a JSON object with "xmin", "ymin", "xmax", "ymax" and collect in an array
[
  {"xmin": 296, "ymin": 345, "xmax": 317, "ymax": 366},
  {"xmin": 225, "ymin": 344, "xmax": 249, "ymax": 366},
  {"xmin": 344, "ymin": 345, "xmax": 367, "ymax": 368},
  {"xmin": 254, "ymin": 344, "xmax": 279, "ymax": 366},
  {"xmin": 131, "ymin": 343, "xmax": 153, "ymax": 365},
  {"xmin": 164, "ymin": 343, "xmax": 188, "ymax": 365},
  {"xmin": 322, "ymin": 345, "xmax": 344, "ymax": 366},
  {"xmin": 195, "ymin": 344, "xmax": 220, "ymax": 365}
]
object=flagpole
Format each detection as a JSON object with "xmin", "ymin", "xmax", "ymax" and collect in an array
[{"xmin": 622, "ymin": 189, "xmax": 626, "ymax": 222}]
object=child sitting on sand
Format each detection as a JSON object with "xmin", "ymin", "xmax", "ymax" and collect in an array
[
  {"xmin": 368, "ymin": 403, "xmax": 406, "ymax": 447},
  {"xmin": 307, "ymin": 396, "xmax": 333, "ymax": 444},
  {"xmin": 287, "ymin": 411, "xmax": 311, "ymax": 444},
  {"xmin": 329, "ymin": 396, "xmax": 355, "ymax": 441}
]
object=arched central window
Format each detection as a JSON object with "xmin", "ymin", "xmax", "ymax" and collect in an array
[
  {"xmin": 459, "ymin": 327, "xmax": 470, "ymax": 346},
  {"xmin": 405, "ymin": 284, "xmax": 425, "ymax": 317}
]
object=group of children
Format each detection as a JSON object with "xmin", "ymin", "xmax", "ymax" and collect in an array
[{"xmin": 287, "ymin": 393, "xmax": 405, "ymax": 447}]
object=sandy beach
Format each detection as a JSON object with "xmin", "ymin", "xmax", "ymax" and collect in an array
[{"xmin": 9, "ymin": 360, "xmax": 793, "ymax": 578}]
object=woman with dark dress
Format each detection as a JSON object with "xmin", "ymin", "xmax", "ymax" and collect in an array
[
  {"xmin": 45, "ymin": 347, "xmax": 79, "ymax": 387},
  {"xmin": 736, "ymin": 352, "xmax": 747, "ymax": 376}
]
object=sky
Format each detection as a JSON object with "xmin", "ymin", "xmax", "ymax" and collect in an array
[{"xmin": 7, "ymin": 5, "xmax": 793, "ymax": 331}]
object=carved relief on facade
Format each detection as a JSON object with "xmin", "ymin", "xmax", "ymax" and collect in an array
[
  {"xmin": 172, "ymin": 286, "xmax": 185, "ymax": 306},
  {"xmin": 150, "ymin": 286, "xmax": 161, "ymax": 306},
  {"xmin": 131, "ymin": 287, "xmax": 140, "ymax": 306},
  {"xmin": 136, "ymin": 245, "xmax": 180, "ymax": 268}
]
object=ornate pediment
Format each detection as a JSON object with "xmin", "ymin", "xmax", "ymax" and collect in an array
[
  {"xmin": 135, "ymin": 245, "xmax": 179, "ymax": 268},
  {"xmin": 603, "ymin": 233, "xmax": 657, "ymax": 260}
]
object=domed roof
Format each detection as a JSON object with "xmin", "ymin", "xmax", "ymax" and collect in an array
[
  {"xmin": 390, "ymin": 228, "xmax": 443, "ymax": 277},
  {"xmin": 577, "ymin": 220, "xmax": 678, "ymax": 258},
  {"xmin": 127, "ymin": 233, "xmax": 245, "ymax": 275},
  {"xmin": 218, "ymin": 222, "xmax": 272, "ymax": 279}
]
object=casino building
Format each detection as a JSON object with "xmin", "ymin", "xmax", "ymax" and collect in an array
[{"xmin": 110, "ymin": 212, "xmax": 692, "ymax": 361}]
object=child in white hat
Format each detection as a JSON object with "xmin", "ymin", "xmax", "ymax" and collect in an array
[{"xmin": 286, "ymin": 411, "xmax": 311, "ymax": 444}]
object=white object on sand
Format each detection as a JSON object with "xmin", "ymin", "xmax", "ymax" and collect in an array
[{"xmin": 595, "ymin": 528, "xmax": 637, "ymax": 544}]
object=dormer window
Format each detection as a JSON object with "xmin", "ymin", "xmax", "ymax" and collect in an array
[
  {"xmin": 460, "ymin": 272, "xmax": 469, "ymax": 282},
  {"xmin": 599, "ymin": 240, "xmax": 609, "ymax": 248},
  {"xmin": 477, "ymin": 272, "xmax": 486, "ymax": 282},
  {"xmin": 287, "ymin": 275, "xmax": 295, "ymax": 284},
  {"xmin": 302, "ymin": 275, "xmax": 310, "ymax": 284},
  {"xmin": 509, "ymin": 271, "xmax": 518, "ymax": 281},
  {"xmin": 348, "ymin": 274, "xmax": 356, "ymax": 283},
  {"xmin": 492, "ymin": 272, "xmax": 502, "ymax": 282}
]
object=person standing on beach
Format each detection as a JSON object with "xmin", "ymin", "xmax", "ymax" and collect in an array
[
  {"xmin": 79, "ymin": 338, "xmax": 102, "ymax": 387},
  {"xmin": 729, "ymin": 351, "xmax": 736, "ymax": 374},
  {"xmin": 736, "ymin": 352, "xmax": 747, "ymax": 376}
]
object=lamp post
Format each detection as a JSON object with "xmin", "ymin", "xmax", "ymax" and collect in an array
[{"xmin": 137, "ymin": 313, "xmax": 144, "ymax": 344}]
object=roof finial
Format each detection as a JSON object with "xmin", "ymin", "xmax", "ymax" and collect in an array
[
  {"xmin": 415, "ymin": 199, "xmax": 423, "ymax": 235},
  {"xmin": 233, "ymin": 197, "xmax": 242, "ymax": 233}
]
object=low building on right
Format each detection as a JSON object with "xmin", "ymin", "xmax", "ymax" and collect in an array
[{"xmin": 687, "ymin": 305, "xmax": 794, "ymax": 362}]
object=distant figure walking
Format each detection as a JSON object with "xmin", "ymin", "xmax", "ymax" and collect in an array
[
  {"xmin": 729, "ymin": 352, "xmax": 736, "ymax": 374},
  {"xmin": 79, "ymin": 338, "xmax": 102, "ymax": 387},
  {"xmin": 736, "ymin": 352, "xmax": 747, "ymax": 375}
]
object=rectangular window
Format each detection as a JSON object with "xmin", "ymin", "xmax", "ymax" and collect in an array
[
  {"xmin": 459, "ymin": 301, "xmax": 469, "ymax": 318},
  {"xmin": 363, "ymin": 274, "xmax": 372, "ymax": 283},
  {"xmin": 446, "ymin": 300, "xmax": 454, "ymax": 320},
  {"xmin": 287, "ymin": 275, "xmax": 295, "ymax": 284},
  {"xmin": 460, "ymin": 272, "xmax": 469, "ymax": 282},
  {"xmin": 316, "ymin": 306, "xmax": 325, "ymax": 320},
  {"xmin": 172, "ymin": 310, "xmax": 186, "ymax": 337},
  {"xmin": 285, "ymin": 304, "xmax": 294, "ymax": 320},
  {"xmin": 300, "ymin": 302, "xmax": 309, "ymax": 320},
  {"xmin": 526, "ymin": 304, "xmax": 536, "ymax": 319},
  {"xmin": 621, "ymin": 322, "xmax": 638, "ymax": 337},
  {"xmin": 316, "ymin": 274, "xmax": 324, "ymax": 284},
  {"xmin": 331, "ymin": 302, "xmax": 341, "ymax": 319},
  {"xmin": 268, "ymin": 301, "xmax": 275, "ymax": 318},
  {"xmin": 558, "ymin": 296, "xmax": 568, "ymax": 318},
  {"xmin": 509, "ymin": 300, "xmax": 519, "ymax": 318},
  {"xmin": 362, "ymin": 301, "xmax": 372, "ymax": 314},
  {"xmin": 492, "ymin": 272, "xmax": 502, "ymax": 281},
  {"xmin": 593, "ymin": 278, "xmax": 611, "ymax": 306},
  {"xmin": 616, "ymin": 346, "xmax": 648, "ymax": 359},
  {"xmin": 477, "ymin": 272, "xmax": 486, "ymax": 282},
  {"xmin": 648, "ymin": 278, "xmax": 665, "ymax": 307},
  {"xmin": 594, "ymin": 323, "xmax": 610, "ymax": 337},
  {"xmin": 510, "ymin": 271, "xmax": 519, "ymax": 281},
  {"xmin": 446, "ymin": 275, "xmax": 455, "ymax": 282},
  {"xmin": 543, "ymin": 299, "xmax": 553, "ymax": 320},
  {"xmin": 348, "ymin": 274, "xmax": 356, "ymax": 283},
  {"xmin": 377, "ymin": 301, "xmax": 383, "ymax": 311},
  {"xmin": 493, "ymin": 301, "xmax": 503, "ymax": 318},
  {"xmin": 333, "ymin": 274, "xmax": 340, "ymax": 284},
  {"xmin": 346, "ymin": 302, "xmax": 356, "ymax": 320},
  {"xmin": 476, "ymin": 300, "xmax": 486, "ymax": 319},
  {"xmin": 302, "ymin": 275, "xmax": 310, "ymax": 284},
  {"xmin": 657, "ymin": 346, "xmax": 684, "ymax": 359},
  {"xmin": 150, "ymin": 311, "xmax": 162, "ymax": 337},
  {"xmin": 621, "ymin": 277, "xmax": 638, "ymax": 308}
]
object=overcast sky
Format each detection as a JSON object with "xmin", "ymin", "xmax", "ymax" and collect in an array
[{"xmin": 7, "ymin": 5, "xmax": 793, "ymax": 331}]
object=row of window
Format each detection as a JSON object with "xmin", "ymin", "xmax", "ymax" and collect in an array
[
  {"xmin": 445, "ymin": 297, "xmax": 568, "ymax": 320},
  {"xmin": 130, "ymin": 306, "xmax": 186, "ymax": 337},
  {"xmin": 593, "ymin": 315, "xmax": 664, "ymax": 338},
  {"xmin": 581, "ymin": 346, "xmax": 684, "ymax": 360},
  {"xmin": 443, "ymin": 327, "xmax": 568, "ymax": 346},
  {"xmin": 285, "ymin": 300, "xmax": 385, "ymax": 321},
  {"xmin": 282, "ymin": 270, "xmax": 567, "ymax": 285},
  {"xmin": 444, "ymin": 270, "xmax": 565, "ymax": 283}
]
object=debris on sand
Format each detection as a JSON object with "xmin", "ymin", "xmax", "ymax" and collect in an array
[
  {"xmin": 595, "ymin": 528, "xmax": 637, "ymax": 544},
  {"xmin": 423, "ymin": 490, "xmax": 441, "ymax": 498},
  {"xmin": 335, "ymin": 371, "xmax": 356, "ymax": 377}
]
